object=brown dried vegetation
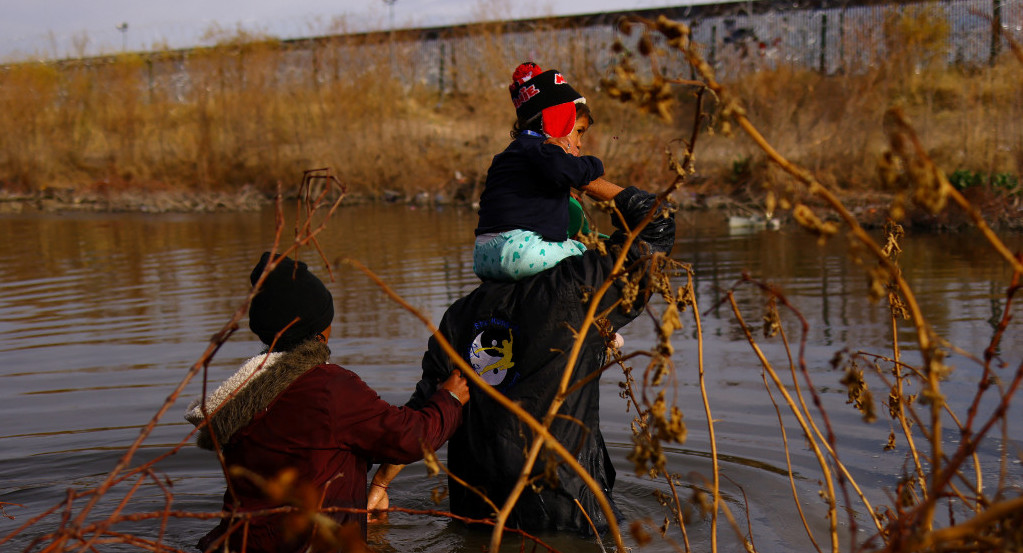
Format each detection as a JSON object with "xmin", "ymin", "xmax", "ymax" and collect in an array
[
  {"xmin": 0, "ymin": 8, "xmax": 1020, "ymax": 223},
  {"xmin": 4, "ymin": 8, "xmax": 1023, "ymax": 553}
]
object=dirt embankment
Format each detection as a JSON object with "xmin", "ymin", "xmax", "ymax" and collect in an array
[
  {"xmin": 0, "ymin": 185, "xmax": 268, "ymax": 214},
  {"xmin": 5, "ymin": 181, "xmax": 1022, "ymax": 234}
]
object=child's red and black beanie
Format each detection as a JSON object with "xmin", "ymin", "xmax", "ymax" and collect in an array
[{"xmin": 509, "ymin": 62, "xmax": 585, "ymax": 137}]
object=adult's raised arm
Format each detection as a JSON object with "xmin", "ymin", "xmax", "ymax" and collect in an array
[{"xmin": 367, "ymin": 370, "xmax": 467, "ymax": 514}]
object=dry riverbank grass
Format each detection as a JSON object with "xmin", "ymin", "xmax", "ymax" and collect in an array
[{"xmin": 0, "ymin": 9, "xmax": 1020, "ymax": 224}]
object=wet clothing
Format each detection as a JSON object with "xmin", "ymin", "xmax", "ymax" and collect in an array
[
  {"xmin": 185, "ymin": 340, "xmax": 462, "ymax": 553},
  {"xmin": 410, "ymin": 186, "xmax": 675, "ymax": 535},
  {"xmin": 475, "ymin": 133, "xmax": 604, "ymax": 243}
]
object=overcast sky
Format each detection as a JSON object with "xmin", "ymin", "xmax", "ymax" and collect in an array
[{"xmin": 0, "ymin": 0, "xmax": 697, "ymax": 61}]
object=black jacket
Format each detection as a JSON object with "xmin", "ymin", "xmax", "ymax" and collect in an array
[
  {"xmin": 410, "ymin": 186, "xmax": 675, "ymax": 535},
  {"xmin": 475, "ymin": 134, "xmax": 604, "ymax": 241}
]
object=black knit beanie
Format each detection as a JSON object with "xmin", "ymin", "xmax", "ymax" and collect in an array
[
  {"xmin": 248, "ymin": 252, "xmax": 334, "ymax": 350},
  {"xmin": 509, "ymin": 63, "xmax": 584, "ymax": 124}
]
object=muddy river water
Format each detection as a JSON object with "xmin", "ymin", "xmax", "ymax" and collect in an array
[{"xmin": 1, "ymin": 204, "xmax": 1021, "ymax": 552}]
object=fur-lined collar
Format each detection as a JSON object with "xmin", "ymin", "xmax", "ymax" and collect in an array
[{"xmin": 184, "ymin": 340, "xmax": 330, "ymax": 450}]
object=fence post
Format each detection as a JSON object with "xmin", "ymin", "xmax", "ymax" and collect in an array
[
  {"xmin": 146, "ymin": 56, "xmax": 154, "ymax": 104},
  {"xmin": 990, "ymin": 0, "xmax": 1002, "ymax": 66},
  {"xmin": 839, "ymin": 9, "xmax": 846, "ymax": 74},
  {"xmin": 450, "ymin": 40, "xmax": 458, "ymax": 95},
  {"xmin": 820, "ymin": 13, "xmax": 828, "ymax": 73},
  {"xmin": 311, "ymin": 45, "xmax": 319, "ymax": 90},
  {"xmin": 439, "ymin": 42, "xmax": 446, "ymax": 101},
  {"xmin": 710, "ymin": 25, "xmax": 717, "ymax": 67}
]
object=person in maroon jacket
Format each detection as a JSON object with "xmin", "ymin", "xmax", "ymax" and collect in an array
[{"xmin": 185, "ymin": 252, "xmax": 468, "ymax": 552}]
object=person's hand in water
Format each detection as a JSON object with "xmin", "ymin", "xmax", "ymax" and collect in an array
[
  {"xmin": 367, "ymin": 481, "xmax": 390, "ymax": 523},
  {"xmin": 366, "ymin": 373, "xmax": 466, "ymax": 523}
]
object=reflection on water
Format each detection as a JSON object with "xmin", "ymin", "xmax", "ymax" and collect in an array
[{"xmin": 1, "ymin": 207, "xmax": 1021, "ymax": 552}]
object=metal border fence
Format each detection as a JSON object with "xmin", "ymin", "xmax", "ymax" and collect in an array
[
  {"xmin": 286, "ymin": 0, "xmax": 1023, "ymax": 95},
  {"xmin": 8, "ymin": 1, "xmax": 1022, "ymax": 100}
]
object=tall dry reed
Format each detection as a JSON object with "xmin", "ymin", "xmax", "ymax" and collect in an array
[{"xmin": 597, "ymin": 12, "xmax": 1023, "ymax": 553}]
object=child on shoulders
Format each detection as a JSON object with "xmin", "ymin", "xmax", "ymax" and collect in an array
[{"xmin": 474, "ymin": 62, "xmax": 619, "ymax": 281}]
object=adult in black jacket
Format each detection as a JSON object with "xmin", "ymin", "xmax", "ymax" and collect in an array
[{"xmin": 369, "ymin": 185, "xmax": 675, "ymax": 535}]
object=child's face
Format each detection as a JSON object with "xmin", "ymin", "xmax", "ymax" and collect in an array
[{"xmin": 564, "ymin": 116, "xmax": 591, "ymax": 156}]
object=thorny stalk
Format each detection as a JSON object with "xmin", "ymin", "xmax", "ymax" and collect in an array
[
  {"xmin": 664, "ymin": 475, "xmax": 692, "ymax": 552},
  {"xmin": 638, "ymin": 14, "xmax": 952, "ymax": 533},
  {"xmin": 757, "ymin": 303, "xmax": 823, "ymax": 553},
  {"xmin": 689, "ymin": 474, "xmax": 753, "ymax": 553},
  {"xmin": 607, "ymin": 12, "xmax": 1023, "ymax": 553},
  {"xmin": 614, "ymin": 349, "xmax": 693, "ymax": 553},
  {"xmin": 759, "ymin": 282, "xmax": 885, "ymax": 538},
  {"xmin": 881, "ymin": 221, "xmax": 928, "ymax": 494},
  {"xmin": 603, "ymin": 55, "xmax": 711, "ymax": 553},
  {"xmin": 686, "ymin": 266, "xmax": 721, "ymax": 553},
  {"xmin": 724, "ymin": 290, "xmax": 840, "ymax": 552}
]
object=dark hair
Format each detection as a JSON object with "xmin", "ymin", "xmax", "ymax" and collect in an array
[
  {"xmin": 576, "ymin": 102, "xmax": 594, "ymax": 126},
  {"xmin": 510, "ymin": 102, "xmax": 594, "ymax": 139}
]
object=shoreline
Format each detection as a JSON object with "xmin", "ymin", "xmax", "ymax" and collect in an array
[{"xmin": 3, "ymin": 185, "xmax": 1021, "ymax": 232}]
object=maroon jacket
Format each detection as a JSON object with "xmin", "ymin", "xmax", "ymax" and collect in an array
[{"xmin": 187, "ymin": 341, "xmax": 462, "ymax": 552}]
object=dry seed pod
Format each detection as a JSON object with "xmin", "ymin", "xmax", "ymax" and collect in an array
[
  {"xmin": 840, "ymin": 366, "xmax": 876, "ymax": 423},
  {"xmin": 762, "ymin": 299, "xmax": 781, "ymax": 338},
  {"xmin": 888, "ymin": 291, "xmax": 910, "ymax": 320},
  {"xmin": 660, "ymin": 301, "xmax": 683, "ymax": 335},
  {"xmin": 887, "ymin": 390, "xmax": 901, "ymax": 419},
  {"xmin": 423, "ymin": 447, "xmax": 440, "ymax": 477},
  {"xmin": 867, "ymin": 265, "xmax": 888, "ymax": 302},
  {"xmin": 627, "ymin": 434, "xmax": 654, "ymax": 475},
  {"xmin": 792, "ymin": 204, "xmax": 838, "ymax": 243},
  {"xmin": 630, "ymin": 520, "xmax": 653, "ymax": 545},
  {"xmin": 881, "ymin": 221, "xmax": 904, "ymax": 258},
  {"xmin": 877, "ymin": 150, "xmax": 903, "ymax": 190},
  {"xmin": 650, "ymin": 355, "xmax": 670, "ymax": 386},
  {"xmin": 660, "ymin": 517, "xmax": 671, "ymax": 536},
  {"xmin": 911, "ymin": 162, "xmax": 948, "ymax": 214},
  {"xmin": 918, "ymin": 386, "xmax": 946, "ymax": 408},
  {"xmin": 656, "ymin": 405, "xmax": 687, "ymax": 443},
  {"xmin": 638, "ymin": 33, "xmax": 654, "ymax": 56},
  {"xmin": 889, "ymin": 193, "xmax": 907, "ymax": 221},
  {"xmin": 618, "ymin": 275, "xmax": 640, "ymax": 313},
  {"xmin": 655, "ymin": 15, "xmax": 689, "ymax": 41},
  {"xmin": 430, "ymin": 486, "xmax": 448, "ymax": 504}
]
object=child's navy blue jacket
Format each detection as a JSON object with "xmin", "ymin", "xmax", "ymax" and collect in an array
[{"xmin": 475, "ymin": 134, "xmax": 604, "ymax": 242}]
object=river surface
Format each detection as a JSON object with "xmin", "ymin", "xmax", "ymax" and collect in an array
[{"xmin": 1, "ymin": 205, "xmax": 1022, "ymax": 552}]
